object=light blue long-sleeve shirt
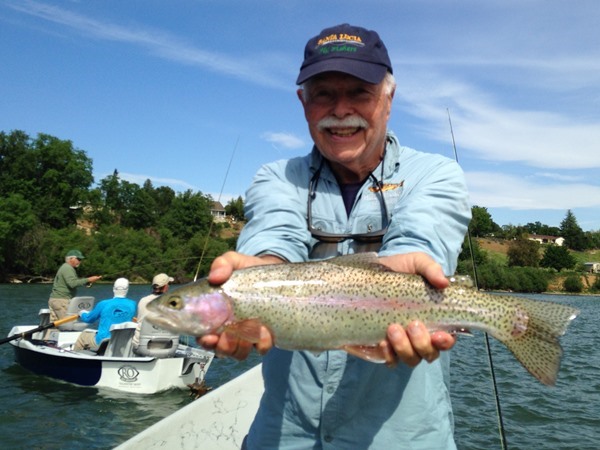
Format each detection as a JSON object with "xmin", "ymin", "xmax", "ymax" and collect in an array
[
  {"xmin": 237, "ymin": 132, "xmax": 471, "ymax": 449},
  {"xmin": 79, "ymin": 297, "xmax": 137, "ymax": 344}
]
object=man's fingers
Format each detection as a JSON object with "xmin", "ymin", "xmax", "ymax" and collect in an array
[
  {"xmin": 406, "ymin": 321, "xmax": 439, "ymax": 363},
  {"xmin": 431, "ymin": 331, "xmax": 456, "ymax": 351},
  {"xmin": 255, "ymin": 326, "xmax": 274, "ymax": 355},
  {"xmin": 386, "ymin": 324, "xmax": 421, "ymax": 367},
  {"xmin": 386, "ymin": 321, "xmax": 451, "ymax": 367},
  {"xmin": 198, "ymin": 334, "xmax": 218, "ymax": 350}
]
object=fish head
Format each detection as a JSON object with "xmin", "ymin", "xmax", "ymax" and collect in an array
[{"xmin": 146, "ymin": 280, "xmax": 232, "ymax": 336}]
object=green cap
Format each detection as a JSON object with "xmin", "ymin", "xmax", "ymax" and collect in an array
[{"xmin": 66, "ymin": 249, "xmax": 85, "ymax": 259}]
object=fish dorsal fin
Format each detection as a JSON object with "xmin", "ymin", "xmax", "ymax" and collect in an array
[{"xmin": 325, "ymin": 252, "xmax": 390, "ymax": 271}]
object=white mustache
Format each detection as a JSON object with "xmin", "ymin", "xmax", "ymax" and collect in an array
[{"xmin": 317, "ymin": 116, "xmax": 369, "ymax": 131}]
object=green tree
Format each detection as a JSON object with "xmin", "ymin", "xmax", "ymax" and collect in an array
[
  {"xmin": 591, "ymin": 276, "xmax": 600, "ymax": 292},
  {"xmin": 159, "ymin": 190, "xmax": 213, "ymax": 240},
  {"xmin": 0, "ymin": 194, "xmax": 38, "ymax": 273},
  {"xmin": 0, "ymin": 129, "xmax": 244, "ymax": 283},
  {"xmin": 585, "ymin": 230, "xmax": 600, "ymax": 250},
  {"xmin": 33, "ymin": 134, "xmax": 95, "ymax": 227},
  {"xmin": 456, "ymin": 236, "xmax": 487, "ymax": 282},
  {"xmin": 511, "ymin": 267, "xmax": 549, "ymax": 293},
  {"xmin": 499, "ymin": 224, "xmax": 527, "ymax": 240},
  {"xmin": 563, "ymin": 275, "xmax": 583, "ymax": 293},
  {"xmin": 27, "ymin": 227, "xmax": 94, "ymax": 277},
  {"xmin": 0, "ymin": 131, "xmax": 94, "ymax": 228},
  {"xmin": 469, "ymin": 206, "xmax": 498, "ymax": 237},
  {"xmin": 540, "ymin": 245, "xmax": 576, "ymax": 271},
  {"xmin": 225, "ymin": 196, "xmax": 245, "ymax": 221},
  {"xmin": 121, "ymin": 180, "xmax": 159, "ymax": 229},
  {"xmin": 507, "ymin": 237, "xmax": 540, "ymax": 267},
  {"xmin": 560, "ymin": 210, "xmax": 588, "ymax": 251},
  {"xmin": 524, "ymin": 221, "xmax": 560, "ymax": 237},
  {"xmin": 91, "ymin": 172, "xmax": 158, "ymax": 229}
]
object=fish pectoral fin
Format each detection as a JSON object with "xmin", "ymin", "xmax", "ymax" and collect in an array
[
  {"xmin": 343, "ymin": 345, "xmax": 387, "ymax": 364},
  {"xmin": 224, "ymin": 319, "xmax": 263, "ymax": 343}
]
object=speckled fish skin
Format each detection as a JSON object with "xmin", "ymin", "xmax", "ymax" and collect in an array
[{"xmin": 147, "ymin": 253, "xmax": 579, "ymax": 386}]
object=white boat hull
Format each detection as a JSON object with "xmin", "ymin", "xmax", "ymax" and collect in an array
[{"xmin": 8, "ymin": 325, "xmax": 213, "ymax": 394}]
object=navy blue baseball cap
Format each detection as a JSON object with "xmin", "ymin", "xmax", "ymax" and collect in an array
[{"xmin": 296, "ymin": 24, "xmax": 393, "ymax": 85}]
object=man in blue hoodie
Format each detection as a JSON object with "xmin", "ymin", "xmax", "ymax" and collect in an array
[{"xmin": 73, "ymin": 277, "xmax": 136, "ymax": 352}]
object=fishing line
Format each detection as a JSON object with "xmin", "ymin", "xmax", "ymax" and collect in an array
[
  {"xmin": 193, "ymin": 135, "xmax": 240, "ymax": 282},
  {"xmin": 90, "ymin": 255, "xmax": 211, "ymax": 282},
  {"xmin": 447, "ymin": 109, "xmax": 509, "ymax": 450}
]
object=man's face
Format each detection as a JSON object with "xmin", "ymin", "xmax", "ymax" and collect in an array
[
  {"xmin": 298, "ymin": 72, "xmax": 394, "ymax": 181},
  {"xmin": 69, "ymin": 257, "xmax": 81, "ymax": 268}
]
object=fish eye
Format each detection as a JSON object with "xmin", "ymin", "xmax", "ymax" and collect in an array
[{"xmin": 166, "ymin": 296, "xmax": 184, "ymax": 310}]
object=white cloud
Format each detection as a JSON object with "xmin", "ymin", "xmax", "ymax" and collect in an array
[
  {"xmin": 117, "ymin": 172, "xmax": 197, "ymax": 191},
  {"xmin": 260, "ymin": 132, "xmax": 305, "ymax": 150},
  {"xmin": 466, "ymin": 171, "xmax": 600, "ymax": 210},
  {"xmin": 9, "ymin": 0, "xmax": 292, "ymax": 89},
  {"xmin": 395, "ymin": 73, "xmax": 600, "ymax": 170}
]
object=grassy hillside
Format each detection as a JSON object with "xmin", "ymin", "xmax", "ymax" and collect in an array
[{"xmin": 476, "ymin": 238, "xmax": 600, "ymax": 293}]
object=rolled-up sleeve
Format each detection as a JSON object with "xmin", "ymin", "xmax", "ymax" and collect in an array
[
  {"xmin": 236, "ymin": 158, "xmax": 312, "ymax": 263},
  {"xmin": 380, "ymin": 153, "xmax": 471, "ymax": 275}
]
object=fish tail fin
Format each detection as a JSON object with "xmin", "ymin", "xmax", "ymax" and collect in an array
[{"xmin": 502, "ymin": 300, "xmax": 578, "ymax": 386}]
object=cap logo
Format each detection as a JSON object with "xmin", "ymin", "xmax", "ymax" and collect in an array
[{"xmin": 316, "ymin": 33, "xmax": 364, "ymax": 56}]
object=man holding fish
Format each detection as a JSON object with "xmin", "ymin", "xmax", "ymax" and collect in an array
[{"xmin": 202, "ymin": 24, "xmax": 471, "ymax": 448}]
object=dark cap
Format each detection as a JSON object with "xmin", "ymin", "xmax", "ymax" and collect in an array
[
  {"xmin": 66, "ymin": 249, "xmax": 85, "ymax": 259},
  {"xmin": 296, "ymin": 23, "xmax": 393, "ymax": 85}
]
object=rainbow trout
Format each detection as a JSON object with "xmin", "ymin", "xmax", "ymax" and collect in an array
[{"xmin": 147, "ymin": 253, "xmax": 578, "ymax": 385}]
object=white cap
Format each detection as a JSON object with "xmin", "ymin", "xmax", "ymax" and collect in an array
[
  {"xmin": 113, "ymin": 277, "xmax": 129, "ymax": 297},
  {"xmin": 152, "ymin": 273, "xmax": 174, "ymax": 287}
]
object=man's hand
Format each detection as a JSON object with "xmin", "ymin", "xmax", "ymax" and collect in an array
[
  {"xmin": 198, "ymin": 251, "xmax": 280, "ymax": 360},
  {"xmin": 378, "ymin": 252, "xmax": 456, "ymax": 367}
]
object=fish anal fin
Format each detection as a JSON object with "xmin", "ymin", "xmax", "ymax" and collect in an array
[
  {"xmin": 343, "ymin": 345, "xmax": 387, "ymax": 363},
  {"xmin": 224, "ymin": 319, "xmax": 263, "ymax": 343}
]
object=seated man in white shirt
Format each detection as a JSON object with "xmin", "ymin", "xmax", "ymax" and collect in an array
[{"xmin": 132, "ymin": 273, "xmax": 174, "ymax": 349}]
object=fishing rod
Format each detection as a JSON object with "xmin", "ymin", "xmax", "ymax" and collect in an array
[
  {"xmin": 193, "ymin": 135, "xmax": 240, "ymax": 282},
  {"xmin": 447, "ymin": 109, "xmax": 509, "ymax": 450},
  {"xmin": 0, "ymin": 314, "xmax": 79, "ymax": 345}
]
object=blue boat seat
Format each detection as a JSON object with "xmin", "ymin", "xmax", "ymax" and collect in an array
[
  {"xmin": 104, "ymin": 322, "xmax": 138, "ymax": 357},
  {"xmin": 134, "ymin": 319, "xmax": 179, "ymax": 358},
  {"xmin": 58, "ymin": 296, "xmax": 96, "ymax": 331}
]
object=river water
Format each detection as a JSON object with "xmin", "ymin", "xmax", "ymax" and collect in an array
[{"xmin": 0, "ymin": 284, "xmax": 597, "ymax": 449}]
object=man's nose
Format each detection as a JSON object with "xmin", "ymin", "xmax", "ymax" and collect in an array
[{"xmin": 331, "ymin": 94, "xmax": 355, "ymax": 117}]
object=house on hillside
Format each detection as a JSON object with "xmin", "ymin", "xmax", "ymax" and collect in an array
[
  {"xmin": 528, "ymin": 234, "xmax": 565, "ymax": 246},
  {"xmin": 210, "ymin": 201, "xmax": 227, "ymax": 223},
  {"xmin": 584, "ymin": 262, "xmax": 600, "ymax": 274}
]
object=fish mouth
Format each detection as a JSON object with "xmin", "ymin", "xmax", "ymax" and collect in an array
[
  {"xmin": 144, "ymin": 311, "xmax": 179, "ymax": 333},
  {"xmin": 145, "ymin": 310, "xmax": 200, "ymax": 336}
]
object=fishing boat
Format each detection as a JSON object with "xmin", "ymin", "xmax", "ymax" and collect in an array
[{"xmin": 5, "ymin": 297, "xmax": 214, "ymax": 394}]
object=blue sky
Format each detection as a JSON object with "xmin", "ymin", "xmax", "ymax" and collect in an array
[{"xmin": 1, "ymin": 0, "xmax": 599, "ymax": 231}]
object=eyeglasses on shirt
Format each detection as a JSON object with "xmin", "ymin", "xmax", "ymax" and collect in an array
[{"xmin": 307, "ymin": 161, "xmax": 389, "ymax": 244}]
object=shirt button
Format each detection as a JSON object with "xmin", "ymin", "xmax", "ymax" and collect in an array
[
  {"xmin": 324, "ymin": 435, "xmax": 333, "ymax": 443},
  {"xmin": 326, "ymin": 386, "xmax": 335, "ymax": 394}
]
